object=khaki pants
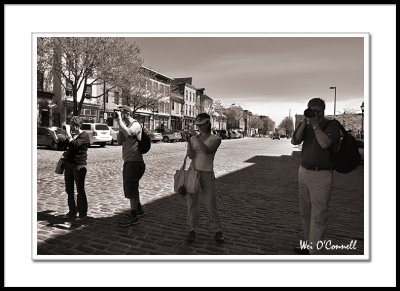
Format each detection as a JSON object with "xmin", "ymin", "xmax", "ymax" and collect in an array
[
  {"xmin": 298, "ymin": 166, "xmax": 334, "ymax": 254},
  {"xmin": 186, "ymin": 171, "xmax": 222, "ymax": 232}
]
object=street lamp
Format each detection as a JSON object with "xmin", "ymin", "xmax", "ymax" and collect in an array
[
  {"xmin": 360, "ymin": 102, "xmax": 364, "ymax": 140},
  {"xmin": 329, "ymin": 86, "xmax": 336, "ymax": 119}
]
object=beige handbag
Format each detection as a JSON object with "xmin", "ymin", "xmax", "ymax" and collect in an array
[
  {"xmin": 174, "ymin": 155, "xmax": 188, "ymax": 195},
  {"xmin": 174, "ymin": 155, "xmax": 200, "ymax": 195},
  {"xmin": 184, "ymin": 157, "xmax": 200, "ymax": 194}
]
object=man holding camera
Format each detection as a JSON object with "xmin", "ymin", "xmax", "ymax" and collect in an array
[
  {"xmin": 291, "ymin": 98, "xmax": 341, "ymax": 255},
  {"xmin": 115, "ymin": 105, "xmax": 146, "ymax": 226}
]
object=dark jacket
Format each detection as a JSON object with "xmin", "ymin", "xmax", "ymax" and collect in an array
[{"xmin": 65, "ymin": 131, "xmax": 90, "ymax": 165}]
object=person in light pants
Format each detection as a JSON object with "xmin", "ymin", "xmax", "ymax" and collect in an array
[
  {"xmin": 291, "ymin": 98, "xmax": 341, "ymax": 255},
  {"xmin": 185, "ymin": 113, "xmax": 224, "ymax": 243}
]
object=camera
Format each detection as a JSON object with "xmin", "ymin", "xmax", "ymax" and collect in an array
[
  {"xmin": 304, "ymin": 108, "xmax": 317, "ymax": 118},
  {"xmin": 113, "ymin": 109, "xmax": 121, "ymax": 119}
]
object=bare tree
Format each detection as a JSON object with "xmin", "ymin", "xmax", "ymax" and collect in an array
[
  {"xmin": 117, "ymin": 68, "xmax": 164, "ymax": 115},
  {"xmin": 224, "ymin": 105, "xmax": 244, "ymax": 129},
  {"xmin": 37, "ymin": 37, "xmax": 143, "ymax": 116},
  {"xmin": 278, "ymin": 116, "xmax": 294, "ymax": 136},
  {"xmin": 212, "ymin": 99, "xmax": 225, "ymax": 129}
]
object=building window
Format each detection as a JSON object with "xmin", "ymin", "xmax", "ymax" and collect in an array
[
  {"xmin": 66, "ymin": 82, "xmax": 72, "ymax": 96},
  {"xmin": 185, "ymin": 104, "xmax": 188, "ymax": 115},
  {"xmin": 185, "ymin": 90, "xmax": 188, "ymax": 100},
  {"xmin": 172, "ymin": 102, "xmax": 175, "ymax": 111},
  {"xmin": 85, "ymin": 85, "xmax": 92, "ymax": 99},
  {"xmin": 37, "ymin": 70, "xmax": 44, "ymax": 91}
]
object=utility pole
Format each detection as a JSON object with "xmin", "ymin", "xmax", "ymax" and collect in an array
[
  {"xmin": 329, "ymin": 86, "xmax": 337, "ymax": 119},
  {"xmin": 103, "ymin": 80, "xmax": 106, "ymax": 123}
]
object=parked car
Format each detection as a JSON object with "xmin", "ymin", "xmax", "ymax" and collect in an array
[
  {"xmin": 174, "ymin": 130, "xmax": 183, "ymax": 141},
  {"xmin": 147, "ymin": 130, "xmax": 163, "ymax": 143},
  {"xmin": 109, "ymin": 127, "xmax": 119, "ymax": 145},
  {"xmin": 213, "ymin": 129, "xmax": 228, "ymax": 139},
  {"xmin": 37, "ymin": 127, "xmax": 68, "ymax": 150},
  {"xmin": 229, "ymin": 130, "xmax": 241, "ymax": 139},
  {"xmin": 80, "ymin": 123, "xmax": 112, "ymax": 147},
  {"xmin": 155, "ymin": 128, "xmax": 181, "ymax": 142},
  {"xmin": 175, "ymin": 130, "xmax": 188, "ymax": 142},
  {"xmin": 271, "ymin": 132, "xmax": 280, "ymax": 140}
]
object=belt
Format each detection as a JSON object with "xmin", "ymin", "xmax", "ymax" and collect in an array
[{"xmin": 301, "ymin": 165, "xmax": 332, "ymax": 171}]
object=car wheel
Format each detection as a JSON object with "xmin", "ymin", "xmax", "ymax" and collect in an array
[
  {"xmin": 163, "ymin": 136, "xmax": 169, "ymax": 142},
  {"xmin": 99, "ymin": 143, "xmax": 106, "ymax": 147},
  {"xmin": 111, "ymin": 139, "xmax": 114, "ymax": 145}
]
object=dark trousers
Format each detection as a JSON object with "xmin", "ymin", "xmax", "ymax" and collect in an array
[
  {"xmin": 123, "ymin": 161, "xmax": 146, "ymax": 209},
  {"xmin": 64, "ymin": 162, "xmax": 88, "ymax": 216}
]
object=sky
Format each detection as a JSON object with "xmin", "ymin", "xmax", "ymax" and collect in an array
[{"xmin": 129, "ymin": 36, "xmax": 365, "ymax": 125}]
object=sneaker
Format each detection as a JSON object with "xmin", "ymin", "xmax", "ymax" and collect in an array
[
  {"xmin": 215, "ymin": 231, "xmax": 225, "ymax": 243},
  {"xmin": 294, "ymin": 247, "xmax": 310, "ymax": 255},
  {"xmin": 186, "ymin": 230, "xmax": 196, "ymax": 243},
  {"xmin": 119, "ymin": 214, "xmax": 140, "ymax": 226},
  {"xmin": 62, "ymin": 212, "xmax": 77, "ymax": 220},
  {"xmin": 125, "ymin": 209, "xmax": 145, "ymax": 218},
  {"xmin": 136, "ymin": 208, "xmax": 145, "ymax": 218}
]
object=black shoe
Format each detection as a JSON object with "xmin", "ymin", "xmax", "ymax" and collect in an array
[
  {"xmin": 294, "ymin": 247, "xmax": 310, "ymax": 255},
  {"xmin": 62, "ymin": 212, "xmax": 77, "ymax": 220},
  {"xmin": 215, "ymin": 231, "xmax": 225, "ymax": 243},
  {"xmin": 77, "ymin": 215, "xmax": 87, "ymax": 223},
  {"xmin": 186, "ymin": 230, "xmax": 196, "ymax": 243},
  {"xmin": 136, "ymin": 208, "xmax": 145, "ymax": 218},
  {"xmin": 119, "ymin": 214, "xmax": 140, "ymax": 227},
  {"xmin": 125, "ymin": 209, "xmax": 145, "ymax": 218}
]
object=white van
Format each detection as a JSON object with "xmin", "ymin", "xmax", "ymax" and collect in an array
[{"xmin": 80, "ymin": 123, "xmax": 112, "ymax": 147}]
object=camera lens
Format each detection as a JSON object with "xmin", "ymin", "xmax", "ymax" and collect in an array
[{"xmin": 304, "ymin": 108, "xmax": 316, "ymax": 118}]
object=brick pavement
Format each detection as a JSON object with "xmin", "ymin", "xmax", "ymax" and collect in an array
[{"xmin": 36, "ymin": 138, "xmax": 365, "ymax": 257}]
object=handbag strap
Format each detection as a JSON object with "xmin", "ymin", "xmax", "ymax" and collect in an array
[{"xmin": 181, "ymin": 154, "xmax": 188, "ymax": 170}]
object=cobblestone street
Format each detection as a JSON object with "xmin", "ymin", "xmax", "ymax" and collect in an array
[{"xmin": 36, "ymin": 137, "xmax": 365, "ymax": 257}]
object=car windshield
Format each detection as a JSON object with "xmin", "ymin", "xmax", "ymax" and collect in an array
[
  {"xmin": 81, "ymin": 124, "xmax": 91, "ymax": 130},
  {"xmin": 95, "ymin": 124, "xmax": 109, "ymax": 130}
]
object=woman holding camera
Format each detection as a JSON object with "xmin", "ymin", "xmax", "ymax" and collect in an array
[
  {"xmin": 62, "ymin": 116, "xmax": 90, "ymax": 220},
  {"xmin": 185, "ymin": 113, "xmax": 224, "ymax": 243}
]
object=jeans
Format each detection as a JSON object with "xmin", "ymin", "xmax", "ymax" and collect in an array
[
  {"xmin": 64, "ymin": 162, "xmax": 87, "ymax": 216},
  {"xmin": 186, "ymin": 171, "xmax": 222, "ymax": 232},
  {"xmin": 298, "ymin": 166, "xmax": 334, "ymax": 254},
  {"xmin": 123, "ymin": 161, "xmax": 146, "ymax": 209}
]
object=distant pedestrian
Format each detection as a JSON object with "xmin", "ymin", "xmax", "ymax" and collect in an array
[
  {"xmin": 116, "ymin": 105, "xmax": 146, "ymax": 226},
  {"xmin": 62, "ymin": 116, "xmax": 90, "ymax": 221},
  {"xmin": 291, "ymin": 98, "xmax": 341, "ymax": 255},
  {"xmin": 185, "ymin": 113, "xmax": 224, "ymax": 243}
]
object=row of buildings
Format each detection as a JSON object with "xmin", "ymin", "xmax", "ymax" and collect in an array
[{"xmin": 37, "ymin": 66, "xmax": 230, "ymax": 132}]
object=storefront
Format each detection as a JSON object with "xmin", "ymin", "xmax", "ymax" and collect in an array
[
  {"xmin": 170, "ymin": 116, "xmax": 182, "ymax": 130},
  {"xmin": 62, "ymin": 100, "xmax": 100, "ymax": 124},
  {"xmin": 37, "ymin": 91, "xmax": 56, "ymax": 127}
]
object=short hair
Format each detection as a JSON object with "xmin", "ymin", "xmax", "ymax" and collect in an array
[
  {"xmin": 69, "ymin": 116, "xmax": 83, "ymax": 127},
  {"xmin": 307, "ymin": 98, "xmax": 326, "ymax": 110}
]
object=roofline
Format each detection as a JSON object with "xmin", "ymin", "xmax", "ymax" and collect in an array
[{"xmin": 141, "ymin": 65, "xmax": 174, "ymax": 81}]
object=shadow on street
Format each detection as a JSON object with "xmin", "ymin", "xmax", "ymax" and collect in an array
[{"xmin": 37, "ymin": 151, "xmax": 364, "ymax": 257}]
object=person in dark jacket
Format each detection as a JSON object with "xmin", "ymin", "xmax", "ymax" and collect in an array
[{"xmin": 62, "ymin": 116, "xmax": 90, "ymax": 220}]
